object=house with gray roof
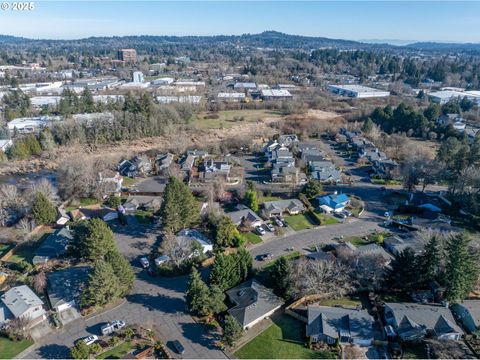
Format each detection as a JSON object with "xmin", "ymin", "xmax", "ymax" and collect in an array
[
  {"xmin": 355, "ymin": 243, "xmax": 393, "ymax": 263},
  {"xmin": 32, "ymin": 227, "xmax": 73, "ymax": 265},
  {"xmin": 262, "ymin": 199, "xmax": 305, "ymax": 218},
  {"xmin": 384, "ymin": 234, "xmax": 426, "ymax": 256},
  {"xmin": 451, "ymin": 301, "xmax": 480, "ymax": 333},
  {"xmin": 306, "ymin": 306, "xmax": 374, "ymax": 346},
  {"xmin": 384, "ymin": 303, "xmax": 463, "ymax": 341},
  {"xmin": 226, "ymin": 206, "xmax": 263, "ymax": 228},
  {"xmin": 226, "ymin": 279, "xmax": 283, "ymax": 329},
  {"xmin": 0, "ymin": 285, "xmax": 46, "ymax": 327},
  {"xmin": 47, "ymin": 266, "xmax": 91, "ymax": 312}
]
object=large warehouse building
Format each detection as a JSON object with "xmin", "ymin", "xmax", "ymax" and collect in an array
[{"xmin": 328, "ymin": 84, "xmax": 390, "ymax": 98}]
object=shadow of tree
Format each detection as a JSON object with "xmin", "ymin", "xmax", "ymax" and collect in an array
[{"xmin": 36, "ymin": 344, "xmax": 71, "ymax": 359}]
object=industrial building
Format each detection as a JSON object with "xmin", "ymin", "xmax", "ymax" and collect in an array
[
  {"xmin": 260, "ymin": 89, "xmax": 293, "ymax": 100},
  {"xmin": 328, "ymin": 84, "xmax": 390, "ymax": 98},
  {"xmin": 429, "ymin": 90, "xmax": 480, "ymax": 104},
  {"xmin": 217, "ymin": 92, "xmax": 246, "ymax": 102},
  {"xmin": 132, "ymin": 71, "xmax": 144, "ymax": 83}
]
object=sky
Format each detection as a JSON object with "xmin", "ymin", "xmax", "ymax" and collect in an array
[{"xmin": 0, "ymin": 1, "xmax": 479, "ymax": 43}]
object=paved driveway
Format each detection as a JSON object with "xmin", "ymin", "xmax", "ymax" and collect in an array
[{"xmin": 22, "ymin": 217, "xmax": 226, "ymax": 359}]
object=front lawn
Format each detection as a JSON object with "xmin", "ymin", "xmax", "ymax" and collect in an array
[
  {"xmin": 259, "ymin": 195, "xmax": 282, "ymax": 204},
  {"xmin": 243, "ymin": 232, "xmax": 263, "ymax": 245},
  {"xmin": 0, "ymin": 336, "xmax": 34, "ymax": 359},
  {"xmin": 97, "ymin": 341, "xmax": 134, "ymax": 359},
  {"xmin": 312, "ymin": 212, "xmax": 339, "ymax": 226},
  {"xmin": 235, "ymin": 315, "xmax": 334, "ymax": 359},
  {"xmin": 283, "ymin": 214, "xmax": 314, "ymax": 231}
]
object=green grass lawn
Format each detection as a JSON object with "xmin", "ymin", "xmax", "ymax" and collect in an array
[
  {"xmin": 192, "ymin": 109, "xmax": 281, "ymax": 129},
  {"xmin": 97, "ymin": 341, "xmax": 134, "ymax": 359},
  {"xmin": 121, "ymin": 176, "xmax": 137, "ymax": 188},
  {"xmin": 259, "ymin": 195, "xmax": 282, "ymax": 204},
  {"xmin": 135, "ymin": 210, "xmax": 154, "ymax": 224},
  {"xmin": 312, "ymin": 212, "xmax": 339, "ymax": 226},
  {"xmin": 235, "ymin": 315, "xmax": 334, "ymax": 359},
  {"xmin": 8, "ymin": 230, "xmax": 53, "ymax": 264},
  {"xmin": 283, "ymin": 214, "xmax": 314, "ymax": 231},
  {"xmin": 0, "ymin": 336, "xmax": 34, "ymax": 359},
  {"xmin": 243, "ymin": 232, "xmax": 263, "ymax": 245},
  {"xmin": 264, "ymin": 251, "xmax": 302, "ymax": 269}
]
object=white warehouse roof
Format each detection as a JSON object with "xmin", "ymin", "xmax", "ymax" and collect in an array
[
  {"xmin": 261, "ymin": 89, "xmax": 292, "ymax": 97},
  {"xmin": 218, "ymin": 92, "xmax": 245, "ymax": 99},
  {"xmin": 328, "ymin": 84, "xmax": 390, "ymax": 98}
]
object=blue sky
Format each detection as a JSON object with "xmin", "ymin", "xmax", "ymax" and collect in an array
[{"xmin": 0, "ymin": 1, "xmax": 479, "ymax": 43}]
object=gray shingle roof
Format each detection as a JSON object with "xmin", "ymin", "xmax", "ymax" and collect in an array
[
  {"xmin": 226, "ymin": 208, "xmax": 262, "ymax": 226},
  {"xmin": 47, "ymin": 266, "xmax": 91, "ymax": 310},
  {"xmin": 226, "ymin": 279, "xmax": 283, "ymax": 328},
  {"xmin": 33, "ymin": 228, "xmax": 73, "ymax": 265},
  {"xmin": 1, "ymin": 285, "xmax": 43, "ymax": 318}
]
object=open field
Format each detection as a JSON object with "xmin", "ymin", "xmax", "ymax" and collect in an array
[
  {"xmin": 235, "ymin": 315, "xmax": 334, "ymax": 359},
  {"xmin": 192, "ymin": 109, "xmax": 281, "ymax": 129}
]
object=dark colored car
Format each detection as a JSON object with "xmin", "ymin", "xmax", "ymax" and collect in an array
[{"xmin": 173, "ymin": 340, "xmax": 185, "ymax": 354}]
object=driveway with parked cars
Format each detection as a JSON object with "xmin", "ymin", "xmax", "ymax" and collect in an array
[{"xmin": 22, "ymin": 217, "xmax": 226, "ymax": 359}]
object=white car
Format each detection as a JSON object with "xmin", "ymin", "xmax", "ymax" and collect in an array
[
  {"xmin": 140, "ymin": 257, "xmax": 150, "ymax": 268},
  {"xmin": 273, "ymin": 216, "xmax": 283, "ymax": 227},
  {"xmin": 111, "ymin": 320, "xmax": 126, "ymax": 330},
  {"xmin": 255, "ymin": 226, "xmax": 266, "ymax": 236},
  {"xmin": 265, "ymin": 223, "xmax": 274, "ymax": 232},
  {"xmin": 82, "ymin": 335, "xmax": 98, "ymax": 346}
]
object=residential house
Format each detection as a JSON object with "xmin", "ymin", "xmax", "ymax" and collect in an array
[
  {"xmin": 384, "ymin": 234, "xmax": 426, "ymax": 256},
  {"xmin": 317, "ymin": 193, "xmax": 350, "ymax": 213},
  {"xmin": 32, "ymin": 227, "xmax": 73, "ymax": 265},
  {"xmin": 226, "ymin": 205, "xmax": 263, "ymax": 228},
  {"xmin": 372, "ymin": 159, "xmax": 398, "ymax": 179},
  {"xmin": 262, "ymin": 199, "xmax": 306, "ymax": 218},
  {"xmin": 226, "ymin": 279, "xmax": 283, "ymax": 329},
  {"xmin": 155, "ymin": 153, "xmax": 174, "ymax": 175},
  {"xmin": 118, "ymin": 156, "xmax": 152, "ymax": 178},
  {"xmin": 56, "ymin": 207, "xmax": 70, "ymax": 226},
  {"xmin": 201, "ymin": 159, "xmax": 231, "ymax": 183},
  {"xmin": 355, "ymin": 243, "xmax": 393, "ymax": 264},
  {"xmin": 309, "ymin": 161, "xmax": 341, "ymax": 183},
  {"xmin": 306, "ymin": 306, "xmax": 374, "ymax": 346},
  {"xmin": 176, "ymin": 229, "xmax": 213, "ymax": 254},
  {"xmin": 180, "ymin": 155, "xmax": 195, "ymax": 173},
  {"xmin": 271, "ymin": 164, "xmax": 299, "ymax": 184},
  {"xmin": 186, "ymin": 149, "xmax": 208, "ymax": 159},
  {"xmin": 278, "ymin": 134, "xmax": 299, "ymax": 147},
  {"xmin": 384, "ymin": 303, "xmax": 463, "ymax": 341},
  {"xmin": 129, "ymin": 176, "xmax": 168, "ymax": 196},
  {"xmin": 99, "ymin": 170, "xmax": 123, "ymax": 193},
  {"xmin": 306, "ymin": 250, "xmax": 336, "ymax": 262},
  {"xmin": 451, "ymin": 301, "xmax": 480, "ymax": 333},
  {"xmin": 0, "ymin": 285, "xmax": 46, "ymax": 327},
  {"xmin": 47, "ymin": 266, "xmax": 90, "ymax": 312},
  {"xmin": 437, "ymin": 114, "xmax": 466, "ymax": 131},
  {"xmin": 301, "ymin": 149, "xmax": 326, "ymax": 163},
  {"xmin": 124, "ymin": 195, "xmax": 162, "ymax": 213}
]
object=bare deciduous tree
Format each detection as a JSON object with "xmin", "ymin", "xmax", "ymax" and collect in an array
[
  {"xmin": 288, "ymin": 258, "xmax": 354, "ymax": 300},
  {"xmin": 160, "ymin": 232, "xmax": 193, "ymax": 268},
  {"xmin": 26, "ymin": 178, "xmax": 59, "ymax": 206},
  {"xmin": 32, "ymin": 271, "xmax": 47, "ymax": 293}
]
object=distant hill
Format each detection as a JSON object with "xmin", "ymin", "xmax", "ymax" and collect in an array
[{"xmin": 0, "ymin": 31, "xmax": 478, "ymax": 53}]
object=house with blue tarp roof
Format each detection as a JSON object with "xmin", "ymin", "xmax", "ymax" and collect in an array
[{"xmin": 316, "ymin": 193, "xmax": 350, "ymax": 213}]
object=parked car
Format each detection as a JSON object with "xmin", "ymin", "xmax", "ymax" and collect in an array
[
  {"xmin": 255, "ymin": 225, "xmax": 266, "ymax": 236},
  {"xmin": 384, "ymin": 211, "xmax": 390, "ymax": 217},
  {"xmin": 172, "ymin": 340, "xmax": 185, "ymax": 354},
  {"xmin": 111, "ymin": 320, "xmax": 126, "ymax": 330},
  {"xmin": 265, "ymin": 223, "xmax": 274, "ymax": 232},
  {"xmin": 341, "ymin": 210, "xmax": 352, "ymax": 217},
  {"xmin": 82, "ymin": 335, "xmax": 98, "ymax": 346},
  {"xmin": 272, "ymin": 216, "xmax": 283, "ymax": 227},
  {"xmin": 140, "ymin": 257, "xmax": 150, "ymax": 269},
  {"xmin": 101, "ymin": 323, "xmax": 115, "ymax": 335}
]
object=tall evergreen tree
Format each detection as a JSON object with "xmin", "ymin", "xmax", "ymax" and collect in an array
[
  {"xmin": 270, "ymin": 256, "xmax": 290, "ymax": 297},
  {"xmin": 443, "ymin": 234, "xmax": 479, "ymax": 302},
  {"xmin": 222, "ymin": 315, "xmax": 242, "ymax": 347},
  {"xmin": 186, "ymin": 268, "xmax": 210, "ymax": 316},
  {"xmin": 244, "ymin": 189, "xmax": 258, "ymax": 212},
  {"xmin": 384, "ymin": 248, "xmax": 420, "ymax": 291},
  {"xmin": 208, "ymin": 285, "xmax": 227, "ymax": 316},
  {"xmin": 31, "ymin": 192, "xmax": 57, "ymax": 225},
  {"xmin": 418, "ymin": 235, "xmax": 442, "ymax": 285},
  {"xmin": 74, "ymin": 218, "xmax": 117, "ymax": 261},
  {"xmin": 215, "ymin": 216, "xmax": 240, "ymax": 248},
  {"xmin": 81, "ymin": 260, "xmax": 121, "ymax": 308},
  {"xmin": 160, "ymin": 177, "xmax": 199, "ymax": 233},
  {"xmin": 105, "ymin": 250, "xmax": 135, "ymax": 297}
]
